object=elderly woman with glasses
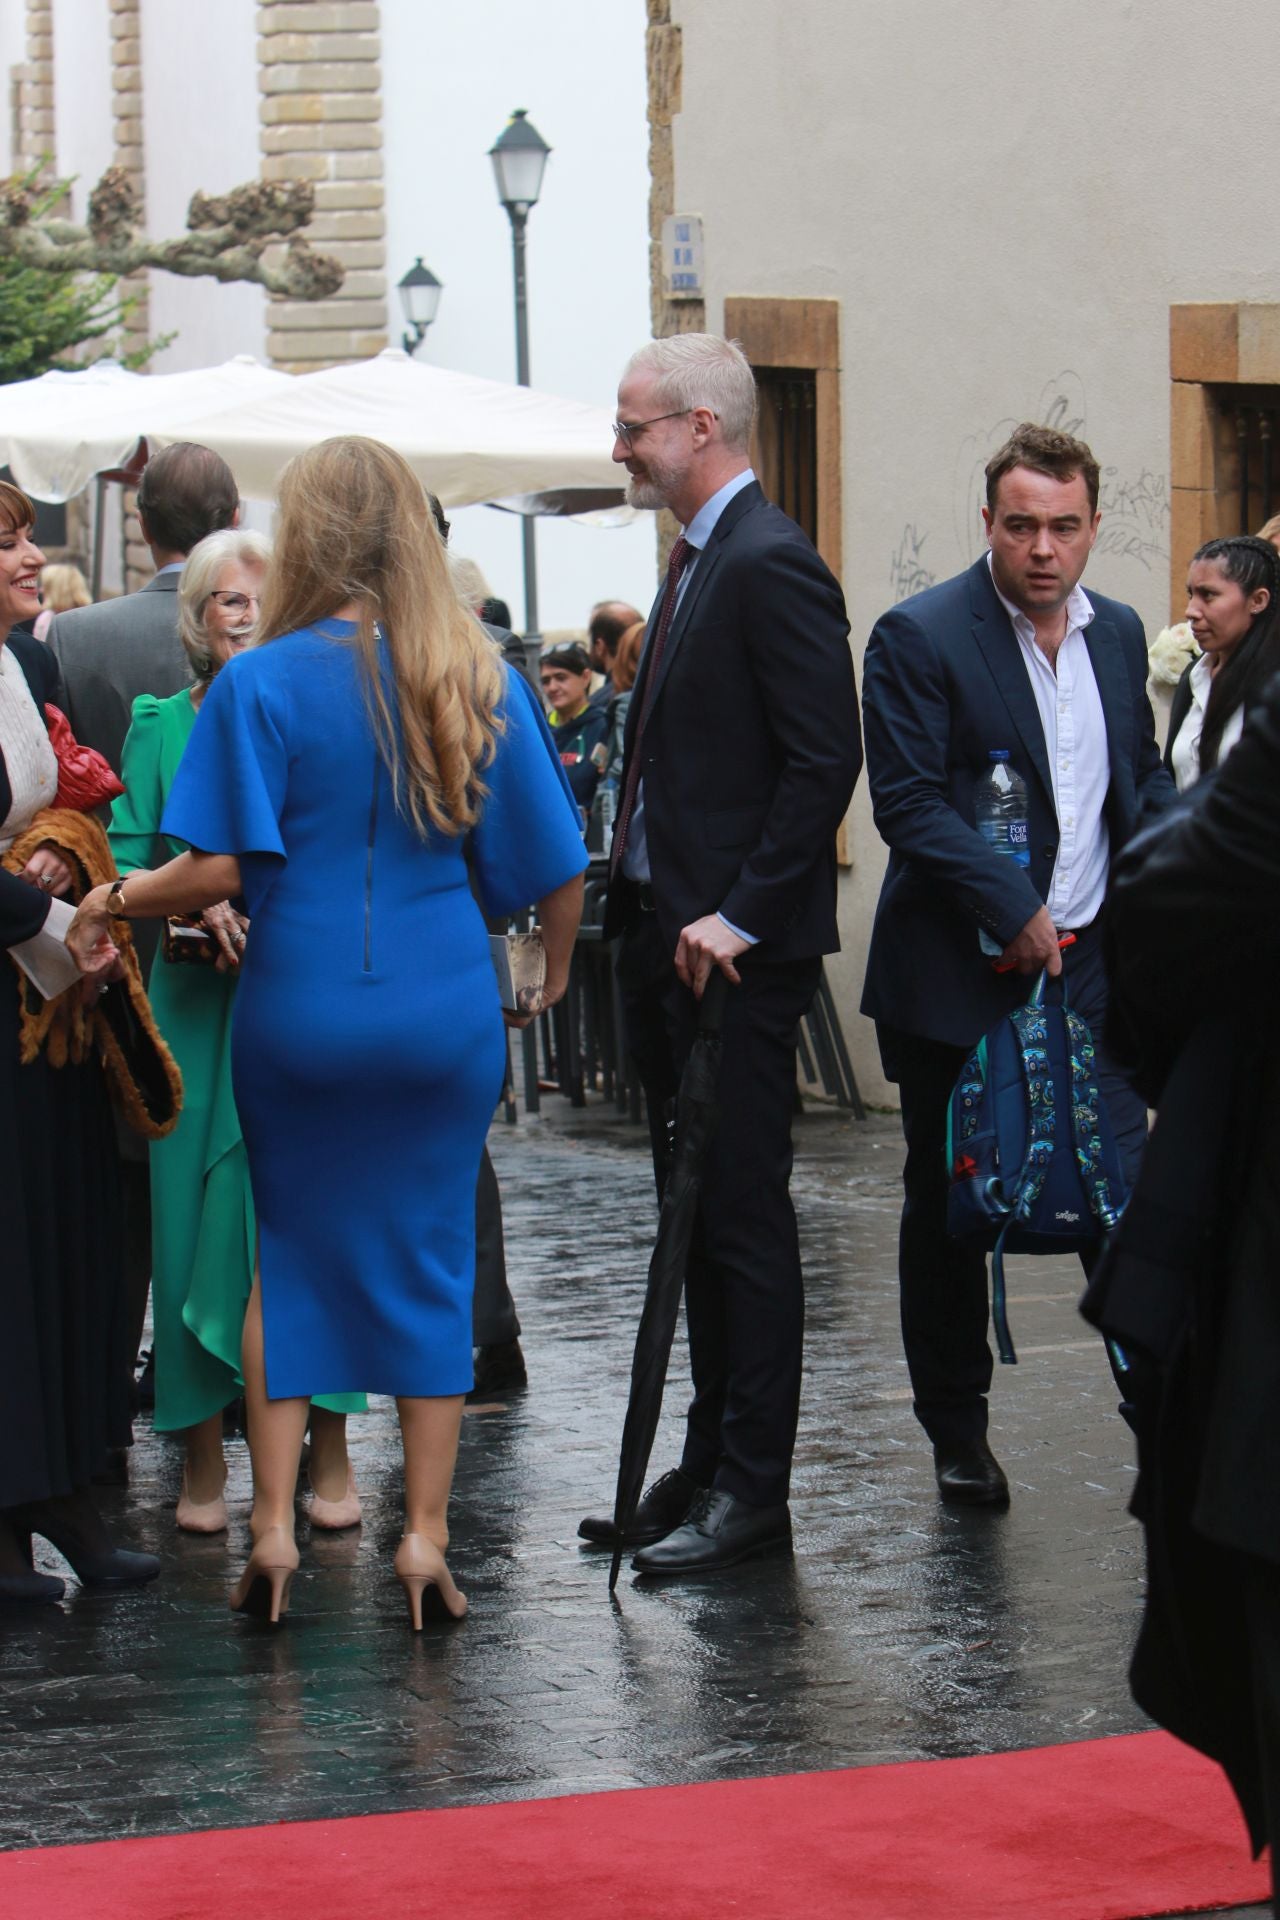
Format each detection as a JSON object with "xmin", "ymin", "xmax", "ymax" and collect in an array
[{"xmin": 108, "ymin": 529, "xmax": 365, "ymax": 1536}]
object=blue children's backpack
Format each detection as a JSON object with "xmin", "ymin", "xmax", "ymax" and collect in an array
[{"xmin": 945, "ymin": 971, "xmax": 1130, "ymax": 1364}]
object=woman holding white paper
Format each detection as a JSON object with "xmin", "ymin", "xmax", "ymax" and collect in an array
[{"xmin": 0, "ymin": 478, "xmax": 161, "ymax": 1603}]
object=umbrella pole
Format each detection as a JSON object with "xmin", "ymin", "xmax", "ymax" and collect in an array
[
  {"xmin": 90, "ymin": 476, "xmax": 107, "ymax": 601},
  {"xmin": 606, "ymin": 972, "xmax": 730, "ymax": 1596}
]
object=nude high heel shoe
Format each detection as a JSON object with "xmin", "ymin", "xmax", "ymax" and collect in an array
[
  {"xmin": 176, "ymin": 1468, "xmax": 228, "ymax": 1535},
  {"xmin": 229, "ymin": 1524, "xmax": 299, "ymax": 1623},
  {"xmin": 306, "ymin": 1463, "xmax": 362, "ymax": 1531},
  {"xmin": 394, "ymin": 1533, "xmax": 467, "ymax": 1629}
]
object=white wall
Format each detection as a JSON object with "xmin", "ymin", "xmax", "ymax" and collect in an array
[
  {"xmin": 669, "ymin": 0, "xmax": 1280, "ymax": 1099},
  {"xmin": 50, "ymin": 0, "xmax": 111, "ymax": 221},
  {"xmin": 139, "ymin": 0, "xmax": 264, "ymax": 371},
  {"xmin": 381, "ymin": 0, "xmax": 658, "ymax": 630}
]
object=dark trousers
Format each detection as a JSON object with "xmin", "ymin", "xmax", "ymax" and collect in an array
[
  {"xmin": 878, "ymin": 924, "xmax": 1149, "ymax": 1450},
  {"xmin": 473, "ymin": 1145, "xmax": 519, "ymax": 1348},
  {"xmin": 617, "ymin": 911, "xmax": 820, "ymax": 1507}
]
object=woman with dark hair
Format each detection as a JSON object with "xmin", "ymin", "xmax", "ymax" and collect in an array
[
  {"xmin": 0, "ymin": 479, "xmax": 165, "ymax": 1602},
  {"xmin": 68, "ymin": 437, "xmax": 586, "ymax": 1628},
  {"xmin": 602, "ymin": 619, "xmax": 644, "ymax": 786},
  {"xmin": 1166, "ymin": 535, "xmax": 1280, "ymax": 791}
]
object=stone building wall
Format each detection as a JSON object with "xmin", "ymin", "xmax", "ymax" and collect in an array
[
  {"xmin": 645, "ymin": 0, "xmax": 701, "ymax": 566},
  {"xmin": 11, "ymin": 0, "xmax": 54, "ymax": 180},
  {"xmin": 110, "ymin": 0, "xmax": 148, "ymax": 584},
  {"xmin": 256, "ymin": 0, "xmax": 388, "ymax": 372}
]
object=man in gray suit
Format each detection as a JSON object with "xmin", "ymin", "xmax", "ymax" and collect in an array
[
  {"xmin": 48, "ymin": 441, "xmax": 239, "ymax": 773},
  {"xmin": 48, "ymin": 442, "xmax": 239, "ymax": 1417}
]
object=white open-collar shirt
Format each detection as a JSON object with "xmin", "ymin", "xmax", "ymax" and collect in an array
[{"xmin": 987, "ymin": 554, "xmax": 1111, "ymax": 932}]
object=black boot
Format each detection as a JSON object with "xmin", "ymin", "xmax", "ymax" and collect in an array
[
  {"xmin": 0, "ymin": 1511, "xmax": 64, "ymax": 1604},
  {"xmin": 13, "ymin": 1489, "xmax": 159, "ymax": 1588}
]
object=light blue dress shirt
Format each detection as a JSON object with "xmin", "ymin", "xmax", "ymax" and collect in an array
[{"xmin": 621, "ymin": 467, "xmax": 759, "ymax": 943}]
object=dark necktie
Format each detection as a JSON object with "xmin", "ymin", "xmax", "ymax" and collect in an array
[{"xmin": 609, "ymin": 534, "xmax": 692, "ymax": 876}]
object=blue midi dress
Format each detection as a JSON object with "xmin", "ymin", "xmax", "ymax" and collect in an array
[{"xmin": 161, "ymin": 621, "xmax": 587, "ymax": 1401}]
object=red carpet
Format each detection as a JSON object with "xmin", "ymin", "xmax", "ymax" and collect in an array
[{"xmin": 0, "ymin": 1731, "xmax": 1267, "ymax": 1920}]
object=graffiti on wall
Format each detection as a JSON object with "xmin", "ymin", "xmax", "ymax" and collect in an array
[
  {"xmin": 889, "ymin": 523, "xmax": 938, "ymax": 603},
  {"xmin": 951, "ymin": 371, "xmax": 1169, "ymax": 576}
]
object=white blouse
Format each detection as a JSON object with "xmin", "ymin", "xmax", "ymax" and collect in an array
[
  {"xmin": 0, "ymin": 644, "xmax": 58, "ymax": 850},
  {"xmin": 0, "ymin": 645, "xmax": 78, "ymax": 999},
  {"xmin": 1169, "ymin": 653, "xmax": 1246, "ymax": 793}
]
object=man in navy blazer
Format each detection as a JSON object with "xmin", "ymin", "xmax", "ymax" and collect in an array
[
  {"xmin": 578, "ymin": 333, "xmax": 862, "ymax": 1576},
  {"xmin": 861, "ymin": 423, "xmax": 1174, "ymax": 1506}
]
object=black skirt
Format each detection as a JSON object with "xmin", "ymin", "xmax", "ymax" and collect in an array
[{"xmin": 0, "ymin": 963, "xmax": 131, "ymax": 1509}]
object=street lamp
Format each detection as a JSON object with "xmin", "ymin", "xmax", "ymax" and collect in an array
[
  {"xmin": 489, "ymin": 109, "xmax": 551, "ymax": 634},
  {"xmin": 397, "ymin": 258, "xmax": 443, "ymax": 356}
]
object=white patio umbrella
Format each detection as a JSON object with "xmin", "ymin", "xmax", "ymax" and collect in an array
[
  {"xmin": 148, "ymin": 349, "xmax": 627, "ymax": 513},
  {"xmin": 0, "ymin": 356, "xmax": 291, "ymax": 503}
]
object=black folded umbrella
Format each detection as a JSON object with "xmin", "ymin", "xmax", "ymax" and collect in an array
[{"xmin": 609, "ymin": 970, "xmax": 730, "ymax": 1592}]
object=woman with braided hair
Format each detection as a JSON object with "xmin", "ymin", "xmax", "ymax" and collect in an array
[{"xmin": 1167, "ymin": 534, "xmax": 1280, "ymax": 791}]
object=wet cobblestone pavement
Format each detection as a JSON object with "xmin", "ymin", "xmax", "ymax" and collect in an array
[{"xmin": 0, "ymin": 1100, "xmax": 1267, "ymax": 1911}]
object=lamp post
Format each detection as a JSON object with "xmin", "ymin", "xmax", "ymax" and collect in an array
[
  {"xmin": 397, "ymin": 258, "xmax": 443, "ymax": 356},
  {"xmin": 489, "ymin": 109, "xmax": 551, "ymax": 634}
]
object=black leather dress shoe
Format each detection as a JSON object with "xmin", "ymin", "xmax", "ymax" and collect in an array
[
  {"xmin": 466, "ymin": 1339, "xmax": 528, "ymax": 1403},
  {"xmin": 631, "ymin": 1489, "xmax": 792, "ymax": 1575},
  {"xmin": 933, "ymin": 1437, "xmax": 1010, "ymax": 1507},
  {"xmin": 578, "ymin": 1466, "xmax": 704, "ymax": 1547}
]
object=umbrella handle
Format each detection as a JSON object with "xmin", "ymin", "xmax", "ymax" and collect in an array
[{"xmin": 697, "ymin": 967, "xmax": 730, "ymax": 1036}]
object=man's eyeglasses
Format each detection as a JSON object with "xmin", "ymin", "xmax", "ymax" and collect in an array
[
  {"xmin": 611, "ymin": 409, "xmax": 695, "ymax": 452},
  {"xmin": 209, "ymin": 591, "xmax": 261, "ymax": 614}
]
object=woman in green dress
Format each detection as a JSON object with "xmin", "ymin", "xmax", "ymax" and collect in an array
[{"xmin": 109, "ymin": 529, "xmax": 364, "ymax": 1534}]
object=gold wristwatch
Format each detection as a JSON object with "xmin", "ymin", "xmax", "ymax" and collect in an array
[{"xmin": 106, "ymin": 881, "xmax": 130, "ymax": 919}]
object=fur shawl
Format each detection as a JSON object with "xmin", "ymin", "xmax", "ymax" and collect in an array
[{"xmin": 3, "ymin": 807, "xmax": 183, "ymax": 1139}]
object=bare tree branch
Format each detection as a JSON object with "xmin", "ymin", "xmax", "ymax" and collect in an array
[{"xmin": 0, "ymin": 168, "xmax": 344, "ymax": 300}]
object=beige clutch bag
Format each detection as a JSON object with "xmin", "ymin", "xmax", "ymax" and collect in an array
[{"xmin": 489, "ymin": 930, "xmax": 546, "ymax": 1013}]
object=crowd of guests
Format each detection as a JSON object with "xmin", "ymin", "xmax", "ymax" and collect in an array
[{"xmin": 2, "ymin": 327, "xmax": 1277, "ymax": 1905}]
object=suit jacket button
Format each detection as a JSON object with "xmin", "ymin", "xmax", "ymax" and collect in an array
[{"xmin": 1042, "ymin": 845, "xmax": 1056, "ymax": 858}]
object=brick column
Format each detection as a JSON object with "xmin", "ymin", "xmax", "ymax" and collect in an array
[
  {"xmin": 110, "ymin": 0, "xmax": 151, "ymax": 585},
  {"xmin": 646, "ymin": 0, "xmax": 704, "ymax": 342},
  {"xmin": 645, "ymin": 0, "xmax": 705, "ymax": 565},
  {"xmin": 12, "ymin": 0, "xmax": 55, "ymax": 181},
  {"xmin": 257, "ymin": 0, "xmax": 388, "ymax": 372}
]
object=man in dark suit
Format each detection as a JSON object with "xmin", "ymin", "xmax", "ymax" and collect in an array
[
  {"xmin": 861, "ymin": 422, "xmax": 1174, "ymax": 1507},
  {"xmin": 47, "ymin": 441, "xmax": 239, "ymax": 775},
  {"xmin": 577, "ymin": 333, "xmax": 862, "ymax": 1576}
]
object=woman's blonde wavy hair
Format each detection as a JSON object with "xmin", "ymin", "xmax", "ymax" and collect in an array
[{"xmin": 256, "ymin": 437, "xmax": 504, "ymax": 838}]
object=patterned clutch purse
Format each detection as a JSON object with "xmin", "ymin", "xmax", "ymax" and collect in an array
[
  {"xmin": 488, "ymin": 930, "xmax": 546, "ymax": 1013},
  {"xmin": 161, "ymin": 914, "xmax": 219, "ymax": 967}
]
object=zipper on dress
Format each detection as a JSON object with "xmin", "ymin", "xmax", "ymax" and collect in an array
[{"xmin": 363, "ymin": 755, "xmax": 379, "ymax": 973}]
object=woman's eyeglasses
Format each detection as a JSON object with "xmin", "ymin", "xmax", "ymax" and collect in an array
[{"xmin": 209, "ymin": 592, "xmax": 261, "ymax": 614}]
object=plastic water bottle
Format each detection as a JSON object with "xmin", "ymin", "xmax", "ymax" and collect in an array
[{"xmin": 974, "ymin": 750, "xmax": 1029, "ymax": 957}]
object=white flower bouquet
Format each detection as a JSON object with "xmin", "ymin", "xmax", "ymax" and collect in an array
[{"xmin": 1147, "ymin": 621, "xmax": 1199, "ymax": 687}]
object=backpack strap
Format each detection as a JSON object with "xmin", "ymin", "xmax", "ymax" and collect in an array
[{"xmin": 990, "ymin": 1226, "xmax": 1018, "ymax": 1366}]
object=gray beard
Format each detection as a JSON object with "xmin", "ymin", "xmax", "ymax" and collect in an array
[{"xmin": 625, "ymin": 474, "xmax": 670, "ymax": 511}]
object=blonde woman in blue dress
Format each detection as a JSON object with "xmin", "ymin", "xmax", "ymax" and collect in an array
[
  {"xmin": 69, "ymin": 438, "xmax": 587, "ymax": 1627},
  {"xmin": 109, "ymin": 529, "xmax": 365, "ymax": 1536}
]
